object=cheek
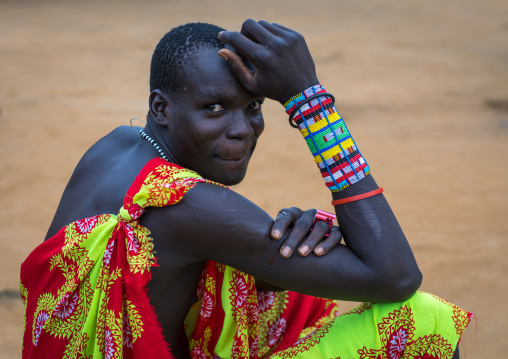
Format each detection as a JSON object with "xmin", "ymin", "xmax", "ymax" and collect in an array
[
  {"xmin": 252, "ymin": 116, "xmax": 265, "ymax": 137},
  {"xmin": 184, "ymin": 132, "xmax": 226, "ymax": 163},
  {"xmin": 192, "ymin": 127, "xmax": 224, "ymax": 148},
  {"xmin": 177, "ymin": 119, "xmax": 217, "ymax": 145}
]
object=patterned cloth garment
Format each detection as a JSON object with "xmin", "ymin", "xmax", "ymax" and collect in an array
[
  {"xmin": 266, "ymin": 291, "xmax": 473, "ymax": 359},
  {"xmin": 20, "ymin": 158, "xmax": 473, "ymax": 358},
  {"xmin": 19, "ymin": 159, "xmax": 338, "ymax": 358},
  {"xmin": 285, "ymin": 85, "xmax": 370, "ymax": 192},
  {"xmin": 20, "ymin": 159, "xmax": 218, "ymax": 358}
]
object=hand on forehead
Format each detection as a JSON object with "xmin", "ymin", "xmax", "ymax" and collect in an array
[{"xmin": 218, "ymin": 19, "xmax": 319, "ymax": 104}]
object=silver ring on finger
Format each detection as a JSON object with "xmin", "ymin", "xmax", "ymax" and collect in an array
[{"xmin": 276, "ymin": 210, "xmax": 289, "ymax": 219}]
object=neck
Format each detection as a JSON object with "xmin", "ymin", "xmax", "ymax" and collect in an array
[{"xmin": 143, "ymin": 119, "xmax": 179, "ymax": 165}]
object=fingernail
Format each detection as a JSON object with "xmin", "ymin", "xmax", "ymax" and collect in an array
[
  {"xmin": 218, "ymin": 52, "xmax": 228, "ymax": 61},
  {"xmin": 218, "ymin": 31, "xmax": 223, "ymax": 38},
  {"xmin": 314, "ymin": 247, "xmax": 323, "ymax": 255},
  {"xmin": 272, "ymin": 230, "xmax": 281, "ymax": 239},
  {"xmin": 299, "ymin": 245, "xmax": 309, "ymax": 256},
  {"xmin": 281, "ymin": 246, "xmax": 291, "ymax": 257}
]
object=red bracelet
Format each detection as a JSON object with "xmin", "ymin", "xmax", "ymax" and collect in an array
[{"xmin": 331, "ymin": 187, "xmax": 383, "ymax": 206}]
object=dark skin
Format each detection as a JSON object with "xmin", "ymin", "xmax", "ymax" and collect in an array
[{"xmin": 45, "ymin": 20, "xmax": 424, "ymax": 359}]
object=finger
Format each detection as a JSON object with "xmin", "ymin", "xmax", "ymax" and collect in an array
[
  {"xmin": 258, "ymin": 20, "xmax": 289, "ymax": 37},
  {"xmin": 240, "ymin": 19, "xmax": 277, "ymax": 44},
  {"xmin": 271, "ymin": 207, "xmax": 301, "ymax": 240},
  {"xmin": 279, "ymin": 210, "xmax": 316, "ymax": 258},
  {"xmin": 217, "ymin": 49, "xmax": 257, "ymax": 92},
  {"xmin": 271, "ymin": 22, "xmax": 300, "ymax": 35},
  {"xmin": 218, "ymin": 30, "xmax": 264, "ymax": 63},
  {"xmin": 314, "ymin": 226, "xmax": 343, "ymax": 256},
  {"xmin": 297, "ymin": 220, "xmax": 330, "ymax": 256}
]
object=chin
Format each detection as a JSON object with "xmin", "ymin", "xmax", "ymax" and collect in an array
[
  {"xmin": 198, "ymin": 159, "xmax": 250, "ymax": 186},
  {"xmin": 216, "ymin": 171, "xmax": 247, "ymax": 186},
  {"xmin": 204, "ymin": 166, "xmax": 248, "ymax": 186},
  {"xmin": 223, "ymin": 177, "xmax": 245, "ymax": 186}
]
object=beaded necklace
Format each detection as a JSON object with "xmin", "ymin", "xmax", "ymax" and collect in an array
[{"xmin": 139, "ymin": 130, "xmax": 169, "ymax": 161}]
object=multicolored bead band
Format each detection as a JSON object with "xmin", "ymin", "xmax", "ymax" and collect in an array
[{"xmin": 285, "ymin": 84, "xmax": 370, "ymax": 192}]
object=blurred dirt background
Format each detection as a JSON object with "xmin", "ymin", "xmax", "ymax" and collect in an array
[{"xmin": 1, "ymin": 0, "xmax": 507, "ymax": 357}]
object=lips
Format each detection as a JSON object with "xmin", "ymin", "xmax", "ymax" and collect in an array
[
  {"xmin": 215, "ymin": 154, "xmax": 248, "ymax": 162},
  {"xmin": 215, "ymin": 144, "xmax": 255, "ymax": 162},
  {"xmin": 216, "ymin": 155, "xmax": 245, "ymax": 161}
]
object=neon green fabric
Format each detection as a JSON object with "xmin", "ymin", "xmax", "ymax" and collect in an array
[{"xmin": 268, "ymin": 291, "xmax": 473, "ymax": 358}]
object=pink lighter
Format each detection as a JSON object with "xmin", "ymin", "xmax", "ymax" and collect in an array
[{"xmin": 312, "ymin": 209, "xmax": 336, "ymax": 234}]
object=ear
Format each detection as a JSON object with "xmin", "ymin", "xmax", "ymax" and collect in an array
[{"xmin": 149, "ymin": 89, "xmax": 172, "ymax": 127}]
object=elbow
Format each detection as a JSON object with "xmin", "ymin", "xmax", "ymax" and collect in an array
[
  {"xmin": 377, "ymin": 267, "xmax": 423, "ymax": 303},
  {"xmin": 392, "ymin": 267, "xmax": 422, "ymax": 302}
]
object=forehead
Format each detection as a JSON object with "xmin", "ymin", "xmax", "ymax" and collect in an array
[{"xmin": 179, "ymin": 47, "xmax": 251, "ymax": 101}]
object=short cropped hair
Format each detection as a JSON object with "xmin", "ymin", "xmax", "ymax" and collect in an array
[{"xmin": 150, "ymin": 22, "xmax": 227, "ymax": 96}]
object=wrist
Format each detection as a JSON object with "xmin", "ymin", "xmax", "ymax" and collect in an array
[
  {"xmin": 283, "ymin": 84, "xmax": 327, "ymax": 115},
  {"xmin": 278, "ymin": 78, "xmax": 320, "ymax": 105}
]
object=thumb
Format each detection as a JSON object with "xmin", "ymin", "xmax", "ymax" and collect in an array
[{"xmin": 218, "ymin": 49, "xmax": 257, "ymax": 92}]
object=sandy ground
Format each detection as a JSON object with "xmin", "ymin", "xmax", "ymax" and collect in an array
[{"xmin": 1, "ymin": 0, "xmax": 507, "ymax": 357}]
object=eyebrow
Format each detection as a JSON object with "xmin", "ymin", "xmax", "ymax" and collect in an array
[
  {"xmin": 196, "ymin": 87, "xmax": 264, "ymax": 104},
  {"xmin": 197, "ymin": 88, "xmax": 237, "ymax": 102}
]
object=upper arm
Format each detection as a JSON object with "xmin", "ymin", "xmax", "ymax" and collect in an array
[{"xmin": 142, "ymin": 182, "xmax": 414, "ymax": 302}]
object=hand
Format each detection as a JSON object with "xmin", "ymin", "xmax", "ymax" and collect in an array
[
  {"xmin": 271, "ymin": 207, "xmax": 342, "ymax": 258},
  {"xmin": 218, "ymin": 19, "xmax": 319, "ymax": 104}
]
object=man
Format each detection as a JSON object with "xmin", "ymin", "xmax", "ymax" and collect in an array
[{"xmin": 20, "ymin": 20, "xmax": 471, "ymax": 358}]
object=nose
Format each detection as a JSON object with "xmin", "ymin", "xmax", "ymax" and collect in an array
[{"xmin": 226, "ymin": 111, "xmax": 255, "ymax": 140}]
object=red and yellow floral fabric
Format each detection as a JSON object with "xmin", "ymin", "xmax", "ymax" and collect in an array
[
  {"xmin": 20, "ymin": 159, "xmax": 214, "ymax": 358},
  {"xmin": 20, "ymin": 158, "xmax": 472, "ymax": 359},
  {"xmin": 184, "ymin": 260, "xmax": 473, "ymax": 358},
  {"xmin": 184, "ymin": 262, "xmax": 339, "ymax": 358},
  {"xmin": 268, "ymin": 291, "xmax": 473, "ymax": 359}
]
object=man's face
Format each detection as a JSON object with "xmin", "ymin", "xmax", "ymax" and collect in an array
[{"xmin": 164, "ymin": 47, "xmax": 265, "ymax": 186}]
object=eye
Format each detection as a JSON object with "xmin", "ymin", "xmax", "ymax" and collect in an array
[
  {"xmin": 206, "ymin": 103, "xmax": 226, "ymax": 112},
  {"xmin": 247, "ymin": 99, "xmax": 263, "ymax": 111}
]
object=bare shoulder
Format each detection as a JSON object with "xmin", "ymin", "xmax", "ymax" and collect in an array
[
  {"xmin": 67, "ymin": 126, "xmax": 151, "ymax": 196},
  {"xmin": 45, "ymin": 126, "xmax": 155, "ymax": 239},
  {"xmin": 81, "ymin": 125, "xmax": 141, "ymax": 157}
]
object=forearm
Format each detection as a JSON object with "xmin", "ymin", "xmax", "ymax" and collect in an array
[
  {"xmin": 159, "ymin": 180, "xmax": 416, "ymax": 302},
  {"xmin": 286, "ymin": 85, "xmax": 421, "ymax": 296},
  {"xmin": 334, "ymin": 175, "xmax": 421, "ymax": 299}
]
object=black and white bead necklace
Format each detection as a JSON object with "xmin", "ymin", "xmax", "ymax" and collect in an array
[{"xmin": 139, "ymin": 130, "xmax": 169, "ymax": 161}]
